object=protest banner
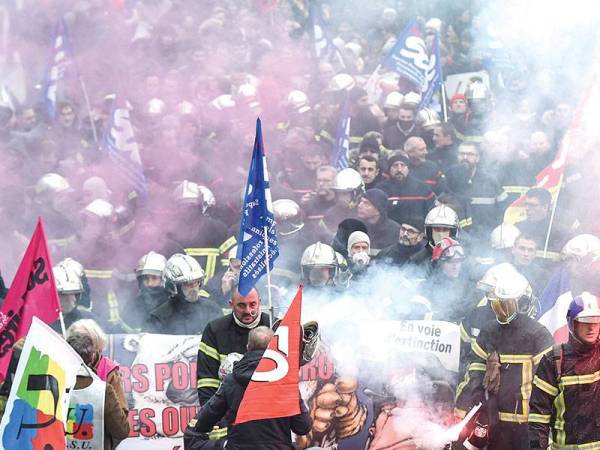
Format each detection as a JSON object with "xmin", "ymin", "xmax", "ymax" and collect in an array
[{"xmin": 107, "ymin": 320, "xmax": 460, "ymax": 449}]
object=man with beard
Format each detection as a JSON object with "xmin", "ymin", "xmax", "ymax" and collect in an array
[
  {"xmin": 445, "ymin": 143, "xmax": 507, "ymax": 241},
  {"xmin": 122, "ymin": 251, "xmax": 170, "ymax": 332},
  {"xmin": 148, "ymin": 254, "xmax": 222, "ymax": 335},
  {"xmin": 376, "ymin": 152, "xmax": 435, "ymax": 226},
  {"xmin": 383, "ymin": 104, "xmax": 423, "ymax": 151},
  {"xmin": 196, "ymin": 287, "xmax": 271, "ymax": 406},
  {"xmin": 376, "ymin": 216, "xmax": 427, "ymax": 268}
]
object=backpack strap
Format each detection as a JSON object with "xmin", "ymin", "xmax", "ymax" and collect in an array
[{"xmin": 552, "ymin": 344, "xmax": 563, "ymax": 383}]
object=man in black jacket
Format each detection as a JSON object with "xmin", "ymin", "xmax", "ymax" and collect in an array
[
  {"xmin": 189, "ymin": 326, "xmax": 311, "ymax": 450},
  {"xmin": 197, "ymin": 288, "xmax": 271, "ymax": 405}
]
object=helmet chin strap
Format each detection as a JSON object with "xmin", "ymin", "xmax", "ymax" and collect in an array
[{"xmin": 233, "ymin": 308, "xmax": 261, "ymax": 329}]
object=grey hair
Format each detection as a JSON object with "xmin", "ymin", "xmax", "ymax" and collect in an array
[
  {"xmin": 66, "ymin": 319, "xmax": 107, "ymax": 352},
  {"xmin": 247, "ymin": 326, "xmax": 273, "ymax": 351}
]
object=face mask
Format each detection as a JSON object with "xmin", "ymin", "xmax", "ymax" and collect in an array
[
  {"xmin": 352, "ymin": 252, "xmax": 370, "ymax": 267},
  {"xmin": 397, "ymin": 119, "xmax": 414, "ymax": 131},
  {"xmin": 432, "ymin": 229, "xmax": 450, "ymax": 245}
]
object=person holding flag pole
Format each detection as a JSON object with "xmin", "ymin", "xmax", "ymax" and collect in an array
[{"xmin": 236, "ymin": 118, "xmax": 280, "ymax": 326}]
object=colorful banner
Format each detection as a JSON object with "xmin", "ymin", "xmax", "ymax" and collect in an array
[
  {"xmin": 0, "ymin": 317, "xmax": 82, "ymax": 450},
  {"xmin": 0, "ymin": 218, "xmax": 61, "ymax": 382},
  {"xmin": 106, "ymin": 320, "xmax": 460, "ymax": 449}
]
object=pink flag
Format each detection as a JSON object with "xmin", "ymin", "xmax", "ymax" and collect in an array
[{"xmin": 0, "ymin": 218, "xmax": 61, "ymax": 382}]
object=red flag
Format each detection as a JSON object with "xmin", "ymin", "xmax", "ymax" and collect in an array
[
  {"xmin": 505, "ymin": 50, "xmax": 600, "ymax": 224},
  {"xmin": 0, "ymin": 217, "xmax": 61, "ymax": 382},
  {"xmin": 234, "ymin": 285, "xmax": 303, "ymax": 424}
]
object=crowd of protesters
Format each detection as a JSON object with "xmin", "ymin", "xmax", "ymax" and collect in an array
[{"xmin": 0, "ymin": 0, "xmax": 599, "ymax": 449}]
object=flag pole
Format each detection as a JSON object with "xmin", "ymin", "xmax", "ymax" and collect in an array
[
  {"xmin": 59, "ymin": 311, "xmax": 67, "ymax": 338},
  {"xmin": 542, "ymin": 174, "xmax": 565, "ymax": 258},
  {"xmin": 78, "ymin": 75, "xmax": 99, "ymax": 143},
  {"xmin": 440, "ymin": 83, "xmax": 448, "ymax": 122},
  {"xmin": 263, "ymin": 225, "xmax": 273, "ymax": 327}
]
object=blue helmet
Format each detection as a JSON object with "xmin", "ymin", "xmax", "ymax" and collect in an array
[{"xmin": 566, "ymin": 292, "xmax": 600, "ymax": 335}]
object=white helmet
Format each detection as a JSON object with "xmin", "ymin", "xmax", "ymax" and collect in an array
[
  {"xmin": 416, "ymin": 108, "xmax": 441, "ymax": 130},
  {"xmin": 328, "ymin": 73, "xmax": 355, "ymax": 92},
  {"xmin": 402, "ymin": 91, "xmax": 422, "ymax": 108},
  {"xmin": 424, "ymin": 205, "xmax": 458, "ymax": 246},
  {"xmin": 54, "ymin": 262, "xmax": 84, "ymax": 295},
  {"xmin": 476, "ymin": 262, "xmax": 518, "ymax": 293},
  {"xmin": 383, "ymin": 92, "xmax": 404, "ymax": 110},
  {"xmin": 164, "ymin": 254, "xmax": 205, "ymax": 297},
  {"xmin": 177, "ymin": 100, "xmax": 197, "ymax": 116},
  {"xmin": 36, "ymin": 173, "xmax": 71, "ymax": 195},
  {"xmin": 333, "ymin": 168, "xmax": 364, "ymax": 206},
  {"xmin": 561, "ymin": 234, "xmax": 600, "ymax": 260},
  {"xmin": 198, "ymin": 185, "xmax": 216, "ymax": 214},
  {"xmin": 210, "ymin": 94, "xmax": 236, "ymax": 110},
  {"xmin": 237, "ymin": 83, "xmax": 260, "ymax": 110},
  {"xmin": 83, "ymin": 199, "xmax": 114, "ymax": 218},
  {"xmin": 136, "ymin": 251, "xmax": 167, "ymax": 278},
  {"xmin": 287, "ymin": 90, "xmax": 311, "ymax": 114},
  {"xmin": 301, "ymin": 242, "xmax": 339, "ymax": 287},
  {"xmin": 489, "ymin": 271, "xmax": 532, "ymax": 324},
  {"xmin": 173, "ymin": 180, "xmax": 201, "ymax": 205},
  {"xmin": 146, "ymin": 97, "xmax": 167, "ymax": 116},
  {"xmin": 59, "ymin": 258, "xmax": 85, "ymax": 279},
  {"xmin": 218, "ymin": 352, "xmax": 243, "ymax": 381},
  {"xmin": 490, "ymin": 223, "xmax": 521, "ymax": 250},
  {"xmin": 273, "ymin": 199, "xmax": 304, "ymax": 236}
]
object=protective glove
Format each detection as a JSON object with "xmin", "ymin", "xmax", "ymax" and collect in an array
[{"xmin": 482, "ymin": 351, "xmax": 501, "ymax": 395}]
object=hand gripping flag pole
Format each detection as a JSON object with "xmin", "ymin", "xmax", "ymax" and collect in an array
[{"xmin": 237, "ymin": 118, "xmax": 279, "ymax": 326}]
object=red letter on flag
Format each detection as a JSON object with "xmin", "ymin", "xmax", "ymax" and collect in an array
[
  {"xmin": 234, "ymin": 285, "xmax": 303, "ymax": 424},
  {"xmin": 0, "ymin": 218, "xmax": 61, "ymax": 382}
]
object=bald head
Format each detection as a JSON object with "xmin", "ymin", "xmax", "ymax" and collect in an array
[
  {"xmin": 404, "ymin": 137, "xmax": 428, "ymax": 164},
  {"xmin": 247, "ymin": 326, "xmax": 273, "ymax": 351},
  {"xmin": 231, "ymin": 288, "xmax": 261, "ymax": 325}
]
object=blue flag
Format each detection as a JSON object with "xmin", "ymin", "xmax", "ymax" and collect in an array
[
  {"xmin": 103, "ymin": 96, "xmax": 147, "ymax": 200},
  {"xmin": 419, "ymin": 33, "xmax": 443, "ymax": 108},
  {"xmin": 236, "ymin": 118, "xmax": 279, "ymax": 296},
  {"xmin": 330, "ymin": 96, "xmax": 351, "ymax": 170},
  {"xmin": 41, "ymin": 18, "xmax": 74, "ymax": 120},
  {"xmin": 383, "ymin": 19, "xmax": 442, "ymax": 108}
]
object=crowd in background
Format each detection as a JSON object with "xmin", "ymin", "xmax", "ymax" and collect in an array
[{"xmin": 0, "ymin": 0, "xmax": 599, "ymax": 448}]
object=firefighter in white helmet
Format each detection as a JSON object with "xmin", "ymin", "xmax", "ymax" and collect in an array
[
  {"xmin": 122, "ymin": 251, "xmax": 170, "ymax": 332},
  {"xmin": 317, "ymin": 168, "xmax": 365, "ymax": 242},
  {"xmin": 169, "ymin": 180, "xmax": 234, "ymax": 282},
  {"xmin": 425, "ymin": 204, "xmax": 459, "ymax": 248},
  {"xmin": 148, "ymin": 254, "xmax": 222, "ymax": 335},
  {"xmin": 456, "ymin": 271, "xmax": 553, "ymax": 450},
  {"xmin": 561, "ymin": 233, "xmax": 600, "ymax": 294},
  {"xmin": 20, "ymin": 173, "xmax": 77, "ymax": 260},
  {"xmin": 52, "ymin": 259, "xmax": 100, "ymax": 332},
  {"xmin": 301, "ymin": 242, "xmax": 349, "ymax": 290},
  {"xmin": 529, "ymin": 292, "xmax": 600, "ymax": 449}
]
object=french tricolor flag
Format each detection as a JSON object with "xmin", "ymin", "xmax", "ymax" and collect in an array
[{"xmin": 538, "ymin": 266, "xmax": 572, "ymax": 343}]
